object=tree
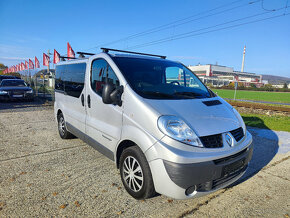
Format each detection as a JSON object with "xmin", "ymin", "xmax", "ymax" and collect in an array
[
  {"xmin": 283, "ymin": 83, "xmax": 288, "ymax": 89},
  {"xmin": 0, "ymin": 63, "xmax": 8, "ymax": 74}
]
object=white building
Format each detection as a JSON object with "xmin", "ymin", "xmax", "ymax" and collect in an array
[{"xmin": 188, "ymin": 64, "xmax": 263, "ymax": 87}]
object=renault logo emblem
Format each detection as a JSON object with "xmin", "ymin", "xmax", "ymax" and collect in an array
[{"xmin": 225, "ymin": 133, "xmax": 233, "ymax": 147}]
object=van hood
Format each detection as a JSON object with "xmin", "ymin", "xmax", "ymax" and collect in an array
[{"xmin": 144, "ymin": 97, "xmax": 240, "ymax": 137}]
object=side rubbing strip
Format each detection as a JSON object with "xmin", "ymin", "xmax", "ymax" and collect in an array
[{"xmin": 66, "ymin": 122, "xmax": 114, "ymax": 161}]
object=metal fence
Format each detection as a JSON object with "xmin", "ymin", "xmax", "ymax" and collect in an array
[{"xmin": 22, "ymin": 74, "xmax": 55, "ymax": 101}]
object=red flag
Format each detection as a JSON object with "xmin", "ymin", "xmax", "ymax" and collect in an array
[
  {"xmin": 21, "ymin": 62, "xmax": 25, "ymax": 71},
  {"xmin": 67, "ymin": 42, "xmax": 75, "ymax": 59},
  {"xmin": 29, "ymin": 59, "xmax": 34, "ymax": 69},
  {"xmin": 25, "ymin": 61, "xmax": 28, "ymax": 70},
  {"xmin": 43, "ymin": 53, "xmax": 50, "ymax": 66},
  {"xmin": 53, "ymin": 49, "xmax": 60, "ymax": 64},
  {"xmin": 35, "ymin": 56, "xmax": 40, "ymax": 68}
]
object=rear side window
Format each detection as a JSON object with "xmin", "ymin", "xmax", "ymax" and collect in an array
[
  {"xmin": 91, "ymin": 59, "xmax": 120, "ymax": 96},
  {"xmin": 55, "ymin": 63, "xmax": 86, "ymax": 98},
  {"xmin": 55, "ymin": 65, "xmax": 65, "ymax": 91}
]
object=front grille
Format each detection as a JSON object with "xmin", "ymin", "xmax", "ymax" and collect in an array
[
  {"xmin": 214, "ymin": 148, "xmax": 248, "ymax": 165},
  {"xmin": 230, "ymin": 127, "xmax": 244, "ymax": 142},
  {"xmin": 196, "ymin": 165, "xmax": 247, "ymax": 192},
  {"xmin": 12, "ymin": 91, "xmax": 25, "ymax": 95},
  {"xmin": 200, "ymin": 134, "xmax": 223, "ymax": 148},
  {"xmin": 212, "ymin": 165, "xmax": 246, "ymax": 188}
]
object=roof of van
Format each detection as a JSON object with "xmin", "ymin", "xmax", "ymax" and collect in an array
[
  {"xmin": 56, "ymin": 58, "xmax": 88, "ymax": 66},
  {"xmin": 56, "ymin": 52, "xmax": 175, "ymax": 65},
  {"xmin": 109, "ymin": 53, "xmax": 170, "ymax": 61}
]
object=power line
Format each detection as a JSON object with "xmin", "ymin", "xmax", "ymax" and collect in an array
[
  {"xmin": 127, "ymin": 11, "xmax": 289, "ymax": 50},
  {"xmin": 126, "ymin": 9, "xmax": 282, "ymax": 49},
  {"xmin": 85, "ymin": 0, "xmax": 259, "ymax": 51}
]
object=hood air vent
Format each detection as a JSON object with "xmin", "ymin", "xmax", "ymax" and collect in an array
[{"xmin": 202, "ymin": 100, "xmax": 222, "ymax": 106}]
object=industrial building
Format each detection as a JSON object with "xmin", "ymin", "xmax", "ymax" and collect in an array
[{"xmin": 188, "ymin": 64, "xmax": 263, "ymax": 87}]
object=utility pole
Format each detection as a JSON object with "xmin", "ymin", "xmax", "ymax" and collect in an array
[
  {"xmin": 43, "ymin": 49, "xmax": 50, "ymax": 98},
  {"xmin": 47, "ymin": 49, "xmax": 50, "ymax": 77},
  {"xmin": 241, "ymin": 45, "xmax": 246, "ymax": 72}
]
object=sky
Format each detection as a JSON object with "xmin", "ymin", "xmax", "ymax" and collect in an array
[{"xmin": 0, "ymin": 0, "xmax": 289, "ymax": 77}]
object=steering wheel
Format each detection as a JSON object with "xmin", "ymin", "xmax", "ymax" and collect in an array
[{"xmin": 170, "ymin": 81, "xmax": 180, "ymax": 86}]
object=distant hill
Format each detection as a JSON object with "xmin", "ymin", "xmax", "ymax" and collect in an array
[{"xmin": 262, "ymin": 74, "xmax": 290, "ymax": 85}]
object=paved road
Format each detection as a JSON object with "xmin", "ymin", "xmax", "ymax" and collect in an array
[{"xmin": 0, "ymin": 106, "xmax": 289, "ymax": 217}]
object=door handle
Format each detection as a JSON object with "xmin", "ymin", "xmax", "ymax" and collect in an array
[
  {"xmin": 87, "ymin": 95, "xmax": 91, "ymax": 108},
  {"xmin": 81, "ymin": 94, "xmax": 84, "ymax": 106}
]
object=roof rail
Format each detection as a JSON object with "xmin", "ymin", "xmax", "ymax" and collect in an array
[
  {"xmin": 77, "ymin": 52, "xmax": 95, "ymax": 58},
  {"xmin": 101, "ymin": 47, "xmax": 166, "ymax": 59},
  {"xmin": 59, "ymin": 56, "xmax": 77, "ymax": 61}
]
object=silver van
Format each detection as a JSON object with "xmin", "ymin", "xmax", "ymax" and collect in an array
[{"xmin": 54, "ymin": 48, "xmax": 253, "ymax": 200}]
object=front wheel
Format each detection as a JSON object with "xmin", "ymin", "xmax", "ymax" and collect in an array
[{"xmin": 120, "ymin": 146, "xmax": 156, "ymax": 199}]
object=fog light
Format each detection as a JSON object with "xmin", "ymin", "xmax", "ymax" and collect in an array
[{"xmin": 185, "ymin": 185, "xmax": 197, "ymax": 196}]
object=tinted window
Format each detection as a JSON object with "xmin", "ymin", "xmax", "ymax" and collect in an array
[
  {"xmin": 55, "ymin": 65, "xmax": 65, "ymax": 91},
  {"xmin": 91, "ymin": 59, "xmax": 120, "ymax": 96},
  {"xmin": 1, "ymin": 80, "xmax": 26, "ymax": 87},
  {"xmin": 55, "ymin": 63, "xmax": 86, "ymax": 98},
  {"xmin": 112, "ymin": 57, "xmax": 211, "ymax": 99}
]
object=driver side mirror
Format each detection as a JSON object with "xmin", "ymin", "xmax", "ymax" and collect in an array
[{"xmin": 102, "ymin": 83, "xmax": 124, "ymax": 106}]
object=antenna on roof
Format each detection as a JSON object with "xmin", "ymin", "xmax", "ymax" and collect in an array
[{"xmin": 101, "ymin": 47, "xmax": 166, "ymax": 59}]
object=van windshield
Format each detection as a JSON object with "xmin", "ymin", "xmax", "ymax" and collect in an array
[{"xmin": 112, "ymin": 57, "xmax": 212, "ymax": 99}]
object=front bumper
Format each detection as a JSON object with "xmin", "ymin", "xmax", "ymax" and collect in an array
[
  {"xmin": 163, "ymin": 145, "xmax": 253, "ymax": 192},
  {"xmin": 146, "ymin": 131, "xmax": 253, "ymax": 199},
  {"xmin": 0, "ymin": 93, "xmax": 34, "ymax": 101}
]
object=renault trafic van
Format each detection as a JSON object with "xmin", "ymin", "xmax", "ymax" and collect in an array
[{"xmin": 54, "ymin": 48, "xmax": 253, "ymax": 200}]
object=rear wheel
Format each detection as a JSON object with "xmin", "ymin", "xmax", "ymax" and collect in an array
[
  {"xmin": 57, "ymin": 113, "xmax": 75, "ymax": 139},
  {"xmin": 120, "ymin": 146, "xmax": 156, "ymax": 199}
]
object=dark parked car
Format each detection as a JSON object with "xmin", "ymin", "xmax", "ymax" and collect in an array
[
  {"xmin": 0, "ymin": 75, "xmax": 21, "ymax": 83},
  {"xmin": 0, "ymin": 79, "xmax": 34, "ymax": 101}
]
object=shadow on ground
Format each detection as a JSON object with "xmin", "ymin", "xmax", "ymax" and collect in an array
[
  {"xmin": 232, "ymin": 116, "xmax": 279, "ymax": 186},
  {"xmin": 0, "ymin": 97, "xmax": 53, "ymax": 111}
]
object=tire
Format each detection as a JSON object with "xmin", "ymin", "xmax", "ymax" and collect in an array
[
  {"xmin": 57, "ymin": 113, "xmax": 75, "ymax": 139},
  {"xmin": 120, "ymin": 146, "xmax": 156, "ymax": 199}
]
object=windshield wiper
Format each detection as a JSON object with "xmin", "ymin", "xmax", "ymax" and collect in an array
[
  {"xmin": 173, "ymin": 91, "xmax": 201, "ymax": 99},
  {"xmin": 142, "ymin": 91, "xmax": 175, "ymax": 99}
]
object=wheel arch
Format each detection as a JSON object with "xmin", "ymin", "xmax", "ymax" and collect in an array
[{"xmin": 116, "ymin": 140, "xmax": 136, "ymax": 169}]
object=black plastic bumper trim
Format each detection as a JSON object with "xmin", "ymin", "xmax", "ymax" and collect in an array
[{"xmin": 163, "ymin": 145, "xmax": 253, "ymax": 189}]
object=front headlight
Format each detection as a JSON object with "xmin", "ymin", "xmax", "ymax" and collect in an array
[
  {"xmin": 158, "ymin": 115, "xmax": 203, "ymax": 147},
  {"xmin": 26, "ymin": 90, "xmax": 33, "ymax": 94},
  {"xmin": 0, "ymin": 90, "xmax": 8, "ymax": 95},
  {"xmin": 232, "ymin": 107, "xmax": 246, "ymax": 135}
]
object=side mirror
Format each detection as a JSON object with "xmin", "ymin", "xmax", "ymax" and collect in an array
[
  {"xmin": 102, "ymin": 83, "xmax": 124, "ymax": 106},
  {"xmin": 110, "ymin": 86, "xmax": 124, "ymax": 106}
]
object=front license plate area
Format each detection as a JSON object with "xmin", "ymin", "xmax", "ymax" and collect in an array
[
  {"xmin": 222, "ymin": 158, "xmax": 245, "ymax": 176},
  {"xmin": 13, "ymin": 95, "xmax": 23, "ymax": 97}
]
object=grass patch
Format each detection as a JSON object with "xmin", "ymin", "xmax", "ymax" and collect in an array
[
  {"xmin": 241, "ymin": 113, "xmax": 290, "ymax": 132},
  {"xmin": 212, "ymin": 89, "xmax": 290, "ymax": 103}
]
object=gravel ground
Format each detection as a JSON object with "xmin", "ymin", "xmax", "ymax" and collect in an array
[{"xmin": 0, "ymin": 104, "xmax": 289, "ymax": 217}]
